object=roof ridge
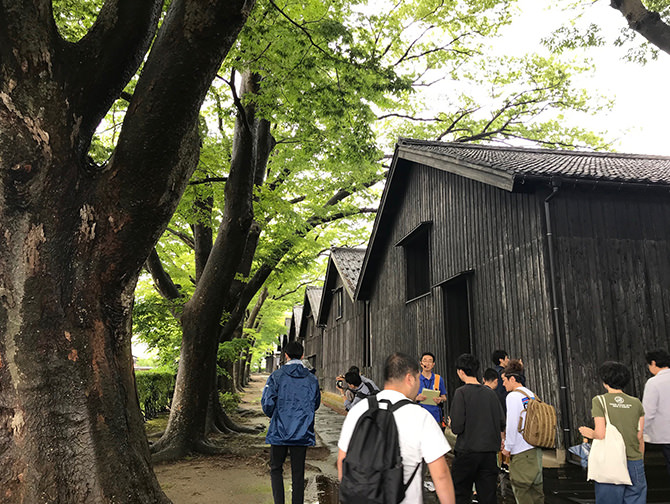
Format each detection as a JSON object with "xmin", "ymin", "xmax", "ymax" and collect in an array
[{"xmin": 397, "ymin": 138, "xmax": 670, "ymax": 161}]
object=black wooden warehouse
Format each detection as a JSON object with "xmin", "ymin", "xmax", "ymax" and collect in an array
[
  {"xmin": 298, "ymin": 286, "xmax": 323, "ymax": 376},
  {"xmin": 317, "ymin": 247, "xmax": 368, "ymax": 394},
  {"xmin": 354, "ymin": 138, "xmax": 670, "ymax": 451}
]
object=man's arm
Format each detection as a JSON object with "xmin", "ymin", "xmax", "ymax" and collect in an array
[
  {"xmin": 427, "ymin": 456, "xmax": 455, "ymax": 504},
  {"xmin": 448, "ymin": 390, "xmax": 465, "ymax": 435},
  {"xmin": 337, "ymin": 449, "xmax": 346, "ymax": 481},
  {"xmin": 642, "ymin": 380, "xmax": 657, "ymax": 432},
  {"xmin": 437, "ymin": 377, "xmax": 447, "ymax": 404},
  {"xmin": 261, "ymin": 374, "xmax": 277, "ymax": 418},
  {"xmin": 502, "ymin": 394, "xmax": 515, "ymax": 454}
]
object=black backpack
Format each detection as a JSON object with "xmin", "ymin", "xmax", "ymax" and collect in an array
[{"xmin": 339, "ymin": 397, "xmax": 421, "ymax": 504}]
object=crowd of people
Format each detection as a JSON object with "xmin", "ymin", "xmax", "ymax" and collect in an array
[{"xmin": 259, "ymin": 341, "xmax": 670, "ymax": 504}]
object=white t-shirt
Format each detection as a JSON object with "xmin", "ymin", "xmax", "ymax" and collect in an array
[
  {"xmin": 643, "ymin": 368, "xmax": 670, "ymax": 443},
  {"xmin": 504, "ymin": 386, "xmax": 536, "ymax": 455},
  {"xmin": 338, "ymin": 389, "xmax": 451, "ymax": 503}
]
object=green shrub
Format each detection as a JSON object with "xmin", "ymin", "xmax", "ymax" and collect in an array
[
  {"xmin": 219, "ymin": 391, "xmax": 241, "ymax": 412},
  {"xmin": 135, "ymin": 369, "xmax": 176, "ymax": 420}
]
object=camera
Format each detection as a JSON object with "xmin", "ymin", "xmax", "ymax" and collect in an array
[{"xmin": 336, "ymin": 378, "xmax": 345, "ymax": 389}]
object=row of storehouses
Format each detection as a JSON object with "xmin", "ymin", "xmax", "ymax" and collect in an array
[{"xmin": 279, "ymin": 138, "xmax": 670, "ymax": 454}]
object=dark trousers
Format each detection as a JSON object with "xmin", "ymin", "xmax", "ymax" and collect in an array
[
  {"xmin": 663, "ymin": 444, "xmax": 670, "ymax": 476},
  {"xmin": 270, "ymin": 445, "xmax": 308, "ymax": 504},
  {"xmin": 452, "ymin": 451, "xmax": 499, "ymax": 504}
]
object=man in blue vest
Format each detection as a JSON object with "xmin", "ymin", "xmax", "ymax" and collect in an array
[
  {"xmin": 262, "ymin": 341, "xmax": 321, "ymax": 504},
  {"xmin": 416, "ymin": 352, "xmax": 447, "ymax": 424}
]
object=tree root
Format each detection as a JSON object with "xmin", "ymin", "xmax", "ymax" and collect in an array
[
  {"xmin": 150, "ymin": 435, "xmax": 231, "ymax": 463},
  {"xmin": 216, "ymin": 407, "xmax": 264, "ymax": 434}
]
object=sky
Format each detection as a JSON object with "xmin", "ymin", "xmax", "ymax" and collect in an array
[{"xmin": 498, "ymin": 0, "xmax": 670, "ymax": 156}]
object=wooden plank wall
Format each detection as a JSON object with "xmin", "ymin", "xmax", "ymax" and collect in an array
[
  {"xmin": 550, "ymin": 189, "xmax": 670, "ymax": 435},
  {"xmin": 365, "ymin": 162, "xmax": 557, "ymax": 423},
  {"xmin": 321, "ymin": 275, "xmax": 367, "ymax": 393},
  {"xmin": 302, "ymin": 311, "xmax": 322, "ymax": 380}
]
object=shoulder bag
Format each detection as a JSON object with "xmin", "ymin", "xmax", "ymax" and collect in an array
[{"xmin": 586, "ymin": 395, "xmax": 632, "ymax": 485}]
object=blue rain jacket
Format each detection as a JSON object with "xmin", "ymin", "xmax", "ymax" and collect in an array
[{"xmin": 262, "ymin": 361, "xmax": 321, "ymax": 446}]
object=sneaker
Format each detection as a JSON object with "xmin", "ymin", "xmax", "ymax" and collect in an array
[{"xmin": 423, "ymin": 481, "xmax": 435, "ymax": 492}]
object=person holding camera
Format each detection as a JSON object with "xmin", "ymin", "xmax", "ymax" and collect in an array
[{"xmin": 339, "ymin": 370, "xmax": 375, "ymax": 411}]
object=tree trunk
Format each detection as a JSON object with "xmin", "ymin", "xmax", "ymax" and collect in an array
[
  {"xmin": 151, "ymin": 71, "xmax": 274, "ymax": 460},
  {"xmin": 0, "ymin": 0, "xmax": 254, "ymax": 499},
  {"xmin": 220, "ymin": 358, "xmax": 236, "ymax": 394}
]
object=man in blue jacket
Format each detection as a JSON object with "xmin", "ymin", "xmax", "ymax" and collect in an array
[{"xmin": 262, "ymin": 341, "xmax": 321, "ymax": 504}]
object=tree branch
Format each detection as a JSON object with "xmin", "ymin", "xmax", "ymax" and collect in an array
[
  {"xmin": 611, "ymin": 0, "xmax": 670, "ymax": 55},
  {"xmin": 145, "ymin": 248, "xmax": 182, "ymax": 300},
  {"xmin": 106, "ymin": 0, "xmax": 256, "ymax": 277},
  {"xmin": 271, "ymin": 281, "xmax": 314, "ymax": 301},
  {"xmin": 165, "ymin": 227, "xmax": 195, "ymax": 249},
  {"xmin": 189, "ymin": 177, "xmax": 228, "ymax": 186},
  {"xmin": 66, "ymin": 0, "xmax": 163, "ymax": 155},
  {"xmin": 267, "ymin": 0, "xmax": 333, "ymax": 58}
]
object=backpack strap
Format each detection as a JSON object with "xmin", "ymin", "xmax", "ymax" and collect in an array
[
  {"xmin": 512, "ymin": 389, "xmax": 530, "ymax": 433},
  {"xmin": 389, "ymin": 398, "xmax": 415, "ymax": 412},
  {"xmin": 434, "ymin": 374, "xmax": 440, "ymax": 391},
  {"xmin": 404, "ymin": 460, "xmax": 422, "ymax": 492},
  {"xmin": 512, "ymin": 388, "xmax": 540, "ymax": 404},
  {"xmin": 385, "ymin": 398, "xmax": 421, "ymax": 491},
  {"xmin": 367, "ymin": 395, "xmax": 378, "ymax": 410}
]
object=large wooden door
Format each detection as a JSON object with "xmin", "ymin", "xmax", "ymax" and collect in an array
[{"xmin": 441, "ymin": 274, "xmax": 473, "ymax": 404}]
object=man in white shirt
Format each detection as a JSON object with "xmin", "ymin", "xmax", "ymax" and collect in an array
[
  {"xmin": 337, "ymin": 352, "xmax": 455, "ymax": 504},
  {"xmin": 643, "ymin": 349, "xmax": 670, "ymax": 475},
  {"xmin": 501, "ymin": 360, "xmax": 544, "ymax": 504}
]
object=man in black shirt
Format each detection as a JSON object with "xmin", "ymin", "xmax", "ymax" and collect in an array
[
  {"xmin": 450, "ymin": 353, "xmax": 505, "ymax": 504},
  {"xmin": 491, "ymin": 349, "xmax": 509, "ymax": 411}
]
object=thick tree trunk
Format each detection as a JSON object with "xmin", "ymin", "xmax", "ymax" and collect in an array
[
  {"xmin": 0, "ymin": 0, "xmax": 255, "ymax": 499},
  {"xmin": 151, "ymin": 72, "xmax": 274, "ymax": 460}
]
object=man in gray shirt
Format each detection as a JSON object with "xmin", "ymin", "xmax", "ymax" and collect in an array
[{"xmin": 643, "ymin": 349, "xmax": 670, "ymax": 475}]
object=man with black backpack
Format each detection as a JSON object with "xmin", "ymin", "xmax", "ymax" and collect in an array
[{"xmin": 337, "ymin": 352, "xmax": 455, "ymax": 504}]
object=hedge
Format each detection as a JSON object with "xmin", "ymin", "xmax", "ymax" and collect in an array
[{"xmin": 135, "ymin": 369, "xmax": 176, "ymax": 420}]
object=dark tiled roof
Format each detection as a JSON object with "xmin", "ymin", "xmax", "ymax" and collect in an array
[
  {"xmin": 398, "ymin": 139, "xmax": 670, "ymax": 185},
  {"xmin": 331, "ymin": 247, "xmax": 366, "ymax": 299},
  {"xmin": 305, "ymin": 286, "xmax": 322, "ymax": 316}
]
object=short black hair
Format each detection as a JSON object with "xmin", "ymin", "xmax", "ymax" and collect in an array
[
  {"xmin": 455, "ymin": 353, "xmax": 479, "ymax": 377},
  {"xmin": 645, "ymin": 349, "xmax": 670, "ymax": 368},
  {"xmin": 491, "ymin": 349, "xmax": 508, "ymax": 365},
  {"xmin": 384, "ymin": 352, "xmax": 420, "ymax": 382},
  {"xmin": 599, "ymin": 361, "xmax": 631, "ymax": 390},
  {"xmin": 344, "ymin": 370, "xmax": 362, "ymax": 387},
  {"xmin": 348, "ymin": 365, "xmax": 360, "ymax": 374},
  {"xmin": 420, "ymin": 352, "xmax": 436, "ymax": 361},
  {"xmin": 483, "ymin": 368, "xmax": 499, "ymax": 382},
  {"xmin": 284, "ymin": 341, "xmax": 303, "ymax": 360}
]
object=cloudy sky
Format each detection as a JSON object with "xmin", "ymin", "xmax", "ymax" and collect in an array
[{"xmin": 501, "ymin": 1, "xmax": 670, "ymax": 156}]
